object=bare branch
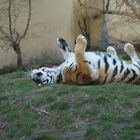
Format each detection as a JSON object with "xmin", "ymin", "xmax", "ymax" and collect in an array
[
  {"xmin": 0, "ymin": 0, "xmax": 32, "ymax": 67},
  {"xmin": 13, "ymin": 1, "xmax": 20, "ymax": 36},
  {"xmin": 8, "ymin": 0, "xmax": 13, "ymax": 40},
  {"xmin": 102, "ymin": 10, "xmax": 140, "ymax": 20},
  {"xmin": 78, "ymin": 20, "xmax": 85, "ymax": 35},
  {"xmin": 106, "ymin": 0, "xmax": 110, "ymax": 11},
  {"xmin": 123, "ymin": 0, "xmax": 137, "ymax": 13},
  {"xmin": 102, "ymin": 0, "xmax": 105, "ymax": 11},
  {"xmin": 18, "ymin": 0, "xmax": 31, "ymax": 43},
  {"xmin": 77, "ymin": 0, "xmax": 84, "ymax": 6}
]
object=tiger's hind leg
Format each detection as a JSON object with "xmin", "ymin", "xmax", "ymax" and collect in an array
[
  {"xmin": 57, "ymin": 38, "xmax": 73, "ymax": 60},
  {"xmin": 124, "ymin": 43, "xmax": 139, "ymax": 62},
  {"xmin": 107, "ymin": 46, "xmax": 118, "ymax": 58},
  {"xmin": 124, "ymin": 43, "xmax": 140, "ymax": 84},
  {"xmin": 74, "ymin": 35, "xmax": 99, "ymax": 84}
]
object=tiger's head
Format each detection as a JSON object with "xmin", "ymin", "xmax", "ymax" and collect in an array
[{"xmin": 28, "ymin": 67, "xmax": 58, "ymax": 86}]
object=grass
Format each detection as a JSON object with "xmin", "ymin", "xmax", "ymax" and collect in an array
[{"xmin": 0, "ymin": 71, "xmax": 140, "ymax": 140}]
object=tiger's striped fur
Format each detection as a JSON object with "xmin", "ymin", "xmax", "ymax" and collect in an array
[{"xmin": 30, "ymin": 35, "xmax": 140, "ymax": 85}]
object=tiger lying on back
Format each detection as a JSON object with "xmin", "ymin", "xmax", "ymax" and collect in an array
[{"xmin": 29, "ymin": 35, "xmax": 140, "ymax": 85}]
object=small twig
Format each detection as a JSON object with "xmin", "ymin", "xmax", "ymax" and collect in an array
[
  {"xmin": 0, "ymin": 122, "xmax": 7, "ymax": 129},
  {"xmin": 29, "ymin": 100, "xmax": 50, "ymax": 117},
  {"xmin": 38, "ymin": 109, "xmax": 50, "ymax": 115}
]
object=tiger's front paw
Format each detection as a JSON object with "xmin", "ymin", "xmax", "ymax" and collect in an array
[
  {"xmin": 75, "ymin": 35, "xmax": 87, "ymax": 52},
  {"xmin": 57, "ymin": 38, "xmax": 68, "ymax": 51},
  {"xmin": 76, "ymin": 34, "xmax": 87, "ymax": 46}
]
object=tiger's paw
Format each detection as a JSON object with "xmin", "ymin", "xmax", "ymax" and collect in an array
[
  {"xmin": 57, "ymin": 38, "xmax": 68, "ymax": 51},
  {"xmin": 107, "ymin": 46, "xmax": 118, "ymax": 57},
  {"xmin": 124, "ymin": 43, "xmax": 135, "ymax": 53},
  {"xmin": 75, "ymin": 35, "xmax": 87, "ymax": 52},
  {"xmin": 124, "ymin": 43, "xmax": 136, "ymax": 58}
]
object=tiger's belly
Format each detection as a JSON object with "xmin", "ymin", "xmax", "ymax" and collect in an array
[
  {"xmin": 97, "ymin": 61, "xmax": 139, "ymax": 84},
  {"xmin": 98, "ymin": 66, "xmax": 121, "ymax": 84},
  {"xmin": 62, "ymin": 65, "xmax": 97, "ymax": 84},
  {"xmin": 60, "ymin": 52, "xmax": 140, "ymax": 84}
]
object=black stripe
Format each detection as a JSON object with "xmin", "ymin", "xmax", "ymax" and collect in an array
[
  {"xmin": 113, "ymin": 59, "xmax": 117, "ymax": 65},
  {"xmin": 121, "ymin": 68, "xmax": 130, "ymax": 81},
  {"xmin": 50, "ymin": 76, "xmax": 53, "ymax": 80},
  {"xmin": 133, "ymin": 64, "xmax": 140, "ymax": 71},
  {"xmin": 56, "ymin": 73, "xmax": 62, "ymax": 83},
  {"xmin": 98, "ymin": 60, "xmax": 100, "ymax": 69},
  {"xmin": 127, "ymin": 69, "xmax": 137, "ymax": 83},
  {"xmin": 102, "ymin": 74, "xmax": 108, "ymax": 84},
  {"xmin": 59, "ymin": 38, "xmax": 68, "ymax": 51},
  {"xmin": 83, "ymin": 60, "xmax": 91, "ymax": 64},
  {"xmin": 73, "ymin": 65, "xmax": 77, "ymax": 72},
  {"xmin": 104, "ymin": 56, "xmax": 109, "ymax": 73},
  {"xmin": 95, "ymin": 52, "xmax": 102, "ymax": 56},
  {"xmin": 106, "ymin": 54, "xmax": 111, "ymax": 57},
  {"xmin": 76, "ymin": 72, "xmax": 82, "ymax": 81},
  {"xmin": 69, "ymin": 63, "xmax": 73, "ymax": 68},
  {"xmin": 136, "ymin": 60, "xmax": 140, "ymax": 66},
  {"xmin": 120, "ymin": 61, "xmax": 124, "ymax": 73},
  {"xmin": 68, "ymin": 63, "xmax": 74, "ymax": 73},
  {"xmin": 110, "ymin": 66, "xmax": 118, "ymax": 82}
]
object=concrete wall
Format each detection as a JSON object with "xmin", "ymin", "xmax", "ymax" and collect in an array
[
  {"xmin": 73, "ymin": 0, "xmax": 103, "ymax": 46},
  {"xmin": 0, "ymin": 0, "xmax": 139, "ymax": 67},
  {"xmin": 0, "ymin": 0, "xmax": 74, "ymax": 67},
  {"xmin": 106, "ymin": 0, "xmax": 140, "ymax": 43}
]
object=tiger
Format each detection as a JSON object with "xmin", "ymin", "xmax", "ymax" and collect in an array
[{"xmin": 29, "ymin": 34, "xmax": 140, "ymax": 86}]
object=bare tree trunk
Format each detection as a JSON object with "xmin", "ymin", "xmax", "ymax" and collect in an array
[
  {"xmin": 8, "ymin": 0, "xmax": 31, "ymax": 68},
  {"xmin": 17, "ymin": 49, "xmax": 22, "ymax": 68},
  {"xmin": 97, "ymin": 0, "xmax": 114, "ymax": 50},
  {"xmin": 97, "ymin": 15, "xmax": 114, "ymax": 50},
  {"xmin": 12, "ymin": 42, "xmax": 23, "ymax": 68},
  {"xmin": 77, "ymin": 0, "xmax": 91, "ymax": 50},
  {"xmin": 78, "ymin": 18, "xmax": 91, "ymax": 50}
]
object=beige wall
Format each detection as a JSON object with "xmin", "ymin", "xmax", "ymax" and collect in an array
[
  {"xmin": 73, "ymin": 0, "xmax": 102, "ymax": 46},
  {"xmin": 1, "ymin": 0, "xmax": 139, "ymax": 68},
  {"xmin": 106, "ymin": 0, "xmax": 140, "ymax": 42},
  {"xmin": 0, "ymin": 0, "xmax": 74, "ymax": 67}
]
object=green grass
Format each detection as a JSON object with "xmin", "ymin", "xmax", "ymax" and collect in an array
[{"xmin": 0, "ymin": 71, "xmax": 140, "ymax": 140}]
